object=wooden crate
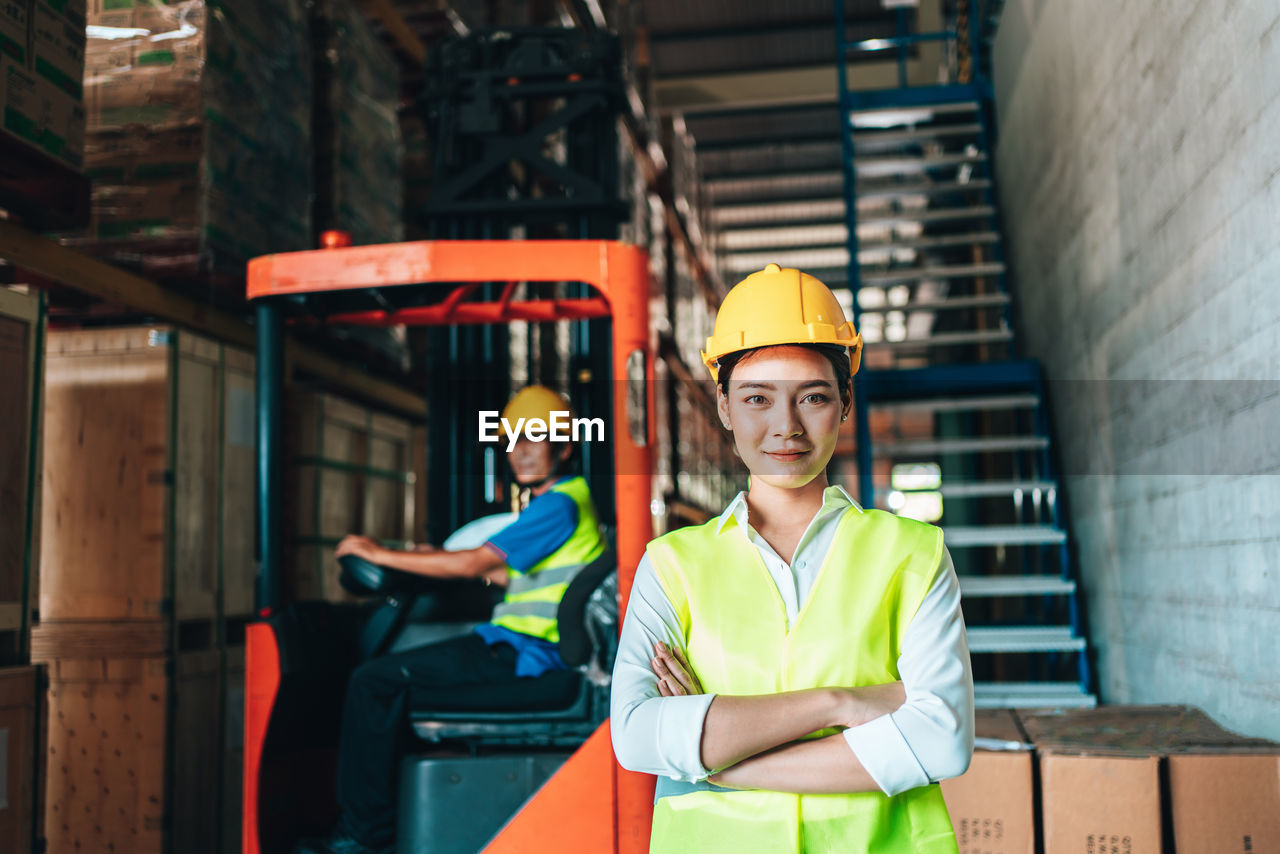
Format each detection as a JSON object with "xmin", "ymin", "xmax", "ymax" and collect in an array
[
  {"xmin": 0, "ymin": 289, "xmax": 44, "ymax": 665},
  {"xmin": 221, "ymin": 349, "xmax": 257, "ymax": 621},
  {"xmin": 286, "ymin": 390, "xmax": 417, "ymax": 602},
  {"xmin": 0, "ymin": 666, "xmax": 43, "ymax": 854},
  {"xmin": 44, "ymin": 650, "xmax": 222, "ymax": 854},
  {"xmin": 40, "ymin": 327, "xmax": 254, "ymax": 627}
]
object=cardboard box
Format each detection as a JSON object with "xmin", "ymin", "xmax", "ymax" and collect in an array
[
  {"xmin": 941, "ymin": 709, "xmax": 1036, "ymax": 854},
  {"xmin": 1021, "ymin": 706, "xmax": 1280, "ymax": 854},
  {"xmin": 31, "ymin": 1, "xmax": 83, "ymax": 97},
  {"xmin": 1167, "ymin": 753, "xmax": 1280, "ymax": 853},
  {"xmin": 1040, "ymin": 752, "xmax": 1162, "ymax": 854},
  {"xmin": 0, "ymin": 0, "xmax": 28, "ymax": 68},
  {"xmin": 2, "ymin": 58, "xmax": 83, "ymax": 167}
]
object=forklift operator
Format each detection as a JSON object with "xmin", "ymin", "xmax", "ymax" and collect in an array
[{"xmin": 295, "ymin": 385, "xmax": 607, "ymax": 854}]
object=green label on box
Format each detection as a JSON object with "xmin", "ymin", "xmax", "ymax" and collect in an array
[
  {"xmin": 102, "ymin": 0, "xmax": 133, "ymax": 8},
  {"xmin": 137, "ymin": 49, "xmax": 175, "ymax": 66},
  {"xmin": 97, "ymin": 218, "xmax": 175, "ymax": 239},
  {"xmin": 0, "ymin": 31, "xmax": 23, "ymax": 64},
  {"xmin": 34, "ymin": 56, "xmax": 83, "ymax": 99},
  {"xmin": 3, "ymin": 105, "xmax": 37, "ymax": 143}
]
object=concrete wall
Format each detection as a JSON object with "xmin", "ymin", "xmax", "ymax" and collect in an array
[{"xmin": 991, "ymin": 0, "xmax": 1280, "ymax": 739}]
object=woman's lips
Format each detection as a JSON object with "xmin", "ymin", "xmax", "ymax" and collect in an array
[{"xmin": 764, "ymin": 450, "xmax": 810, "ymax": 462}]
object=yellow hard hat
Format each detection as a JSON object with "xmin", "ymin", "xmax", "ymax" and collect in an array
[
  {"xmin": 500, "ymin": 385, "xmax": 572, "ymax": 436},
  {"xmin": 701, "ymin": 263, "xmax": 863, "ymax": 383}
]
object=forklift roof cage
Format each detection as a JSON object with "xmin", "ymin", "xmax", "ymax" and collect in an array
[{"xmin": 245, "ymin": 239, "xmax": 656, "ymax": 854}]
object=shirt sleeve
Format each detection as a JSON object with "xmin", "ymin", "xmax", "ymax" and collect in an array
[
  {"xmin": 841, "ymin": 546, "xmax": 975, "ymax": 796},
  {"xmin": 484, "ymin": 489, "xmax": 577, "ymax": 573},
  {"xmin": 609, "ymin": 552, "xmax": 716, "ymax": 781}
]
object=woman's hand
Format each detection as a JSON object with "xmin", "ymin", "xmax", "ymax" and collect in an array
[
  {"xmin": 336, "ymin": 534, "xmax": 385, "ymax": 562},
  {"xmin": 651, "ymin": 641, "xmax": 703, "ymax": 697},
  {"xmin": 833, "ymin": 681, "xmax": 907, "ymax": 729}
]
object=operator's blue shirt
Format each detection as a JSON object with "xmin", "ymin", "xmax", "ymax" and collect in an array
[{"xmin": 473, "ymin": 477, "xmax": 579, "ymax": 677}]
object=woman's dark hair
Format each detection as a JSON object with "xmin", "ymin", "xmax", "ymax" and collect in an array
[{"xmin": 716, "ymin": 343, "xmax": 852, "ymax": 410}]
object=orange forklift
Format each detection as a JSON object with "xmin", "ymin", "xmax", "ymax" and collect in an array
[{"xmin": 243, "ymin": 239, "xmax": 659, "ymax": 853}]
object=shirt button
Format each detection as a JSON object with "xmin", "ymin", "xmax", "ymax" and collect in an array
[{"xmin": 797, "ymin": 560, "xmax": 805, "ymax": 568}]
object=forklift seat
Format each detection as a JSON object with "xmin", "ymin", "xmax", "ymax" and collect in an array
[{"xmin": 407, "ymin": 546, "xmax": 618, "ymax": 747}]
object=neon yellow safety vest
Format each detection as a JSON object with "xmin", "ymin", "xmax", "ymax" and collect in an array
[
  {"xmin": 489, "ymin": 476, "xmax": 605, "ymax": 644},
  {"xmin": 645, "ymin": 506, "xmax": 957, "ymax": 854}
]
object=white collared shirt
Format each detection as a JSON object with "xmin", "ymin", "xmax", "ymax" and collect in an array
[{"xmin": 610, "ymin": 484, "xmax": 975, "ymax": 796}]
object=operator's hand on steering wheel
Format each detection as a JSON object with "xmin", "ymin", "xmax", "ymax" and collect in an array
[
  {"xmin": 651, "ymin": 641, "xmax": 703, "ymax": 697},
  {"xmin": 336, "ymin": 534, "xmax": 383, "ymax": 562}
]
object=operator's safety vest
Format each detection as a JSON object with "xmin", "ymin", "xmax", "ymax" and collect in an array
[
  {"xmin": 489, "ymin": 476, "xmax": 605, "ymax": 644},
  {"xmin": 645, "ymin": 506, "xmax": 958, "ymax": 854}
]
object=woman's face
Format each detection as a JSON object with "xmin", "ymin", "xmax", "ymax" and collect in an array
[{"xmin": 718, "ymin": 346, "xmax": 850, "ymax": 490}]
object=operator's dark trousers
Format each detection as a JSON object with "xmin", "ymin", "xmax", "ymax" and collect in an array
[{"xmin": 336, "ymin": 633, "xmax": 519, "ymax": 847}]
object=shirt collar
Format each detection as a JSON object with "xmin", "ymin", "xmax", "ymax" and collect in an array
[{"xmin": 714, "ymin": 483, "xmax": 862, "ymax": 535}]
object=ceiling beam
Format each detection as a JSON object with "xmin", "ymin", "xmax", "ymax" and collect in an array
[{"xmin": 0, "ymin": 220, "xmax": 426, "ymax": 417}]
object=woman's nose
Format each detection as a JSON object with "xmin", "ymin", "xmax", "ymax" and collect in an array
[{"xmin": 770, "ymin": 404, "xmax": 802, "ymax": 437}]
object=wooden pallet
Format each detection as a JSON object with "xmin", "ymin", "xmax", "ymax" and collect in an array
[{"xmin": 44, "ymin": 651, "xmax": 221, "ymax": 854}]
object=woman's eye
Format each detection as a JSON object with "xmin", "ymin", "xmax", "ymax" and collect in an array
[
  {"xmin": 803, "ymin": 393, "xmax": 830, "ymax": 404},
  {"xmin": 744, "ymin": 394, "xmax": 767, "ymax": 405}
]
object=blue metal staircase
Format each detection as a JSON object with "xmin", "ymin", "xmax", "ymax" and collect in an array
[{"xmin": 835, "ymin": 1, "xmax": 1094, "ymax": 708}]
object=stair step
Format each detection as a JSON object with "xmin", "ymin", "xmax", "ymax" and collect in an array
[
  {"xmin": 879, "ymin": 479, "xmax": 1056, "ymax": 498},
  {"xmin": 959, "ymin": 575, "xmax": 1076, "ymax": 597},
  {"xmin": 968, "ymin": 626, "xmax": 1085, "ymax": 653},
  {"xmin": 875, "ymin": 435, "xmax": 1048, "ymax": 456},
  {"xmin": 855, "ymin": 152, "xmax": 987, "ymax": 177},
  {"xmin": 859, "ymin": 205, "xmax": 996, "ymax": 228},
  {"xmin": 718, "ymin": 224, "xmax": 847, "ymax": 251},
  {"xmin": 712, "ymin": 199, "xmax": 845, "ymax": 228},
  {"xmin": 974, "ymin": 682, "xmax": 1097, "ymax": 709},
  {"xmin": 859, "ymin": 231, "xmax": 1000, "ymax": 253},
  {"xmin": 944, "ymin": 525, "xmax": 1067, "ymax": 547},
  {"xmin": 870, "ymin": 393, "xmax": 1039, "ymax": 413},
  {"xmin": 857, "ymin": 293, "xmax": 1010, "ymax": 314},
  {"xmin": 852, "ymin": 123, "xmax": 984, "ymax": 146},
  {"xmin": 864, "ymin": 329, "xmax": 1014, "ymax": 350},
  {"xmin": 704, "ymin": 169, "xmax": 844, "ymax": 191},
  {"xmin": 848, "ymin": 100, "xmax": 981, "ymax": 125},
  {"xmin": 855, "ymin": 179, "xmax": 992, "ymax": 200},
  {"xmin": 861, "ymin": 262, "xmax": 1006, "ymax": 285}
]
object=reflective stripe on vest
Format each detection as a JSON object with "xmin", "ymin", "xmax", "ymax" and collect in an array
[
  {"xmin": 489, "ymin": 476, "xmax": 605, "ymax": 644},
  {"xmin": 645, "ymin": 506, "xmax": 958, "ymax": 854}
]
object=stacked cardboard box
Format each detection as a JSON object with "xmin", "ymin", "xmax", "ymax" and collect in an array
[
  {"xmin": 80, "ymin": 0, "xmax": 311, "ymax": 274},
  {"xmin": 940, "ymin": 706, "xmax": 1280, "ymax": 853},
  {"xmin": 0, "ymin": 0, "xmax": 85, "ymax": 170},
  {"xmin": 315, "ymin": 0, "xmax": 403, "ymax": 246},
  {"xmin": 941, "ymin": 709, "xmax": 1035, "ymax": 854},
  {"xmin": 1020, "ymin": 706, "xmax": 1280, "ymax": 853}
]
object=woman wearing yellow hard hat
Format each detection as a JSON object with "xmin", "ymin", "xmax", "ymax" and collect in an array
[{"xmin": 611, "ymin": 264, "xmax": 974, "ymax": 853}]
